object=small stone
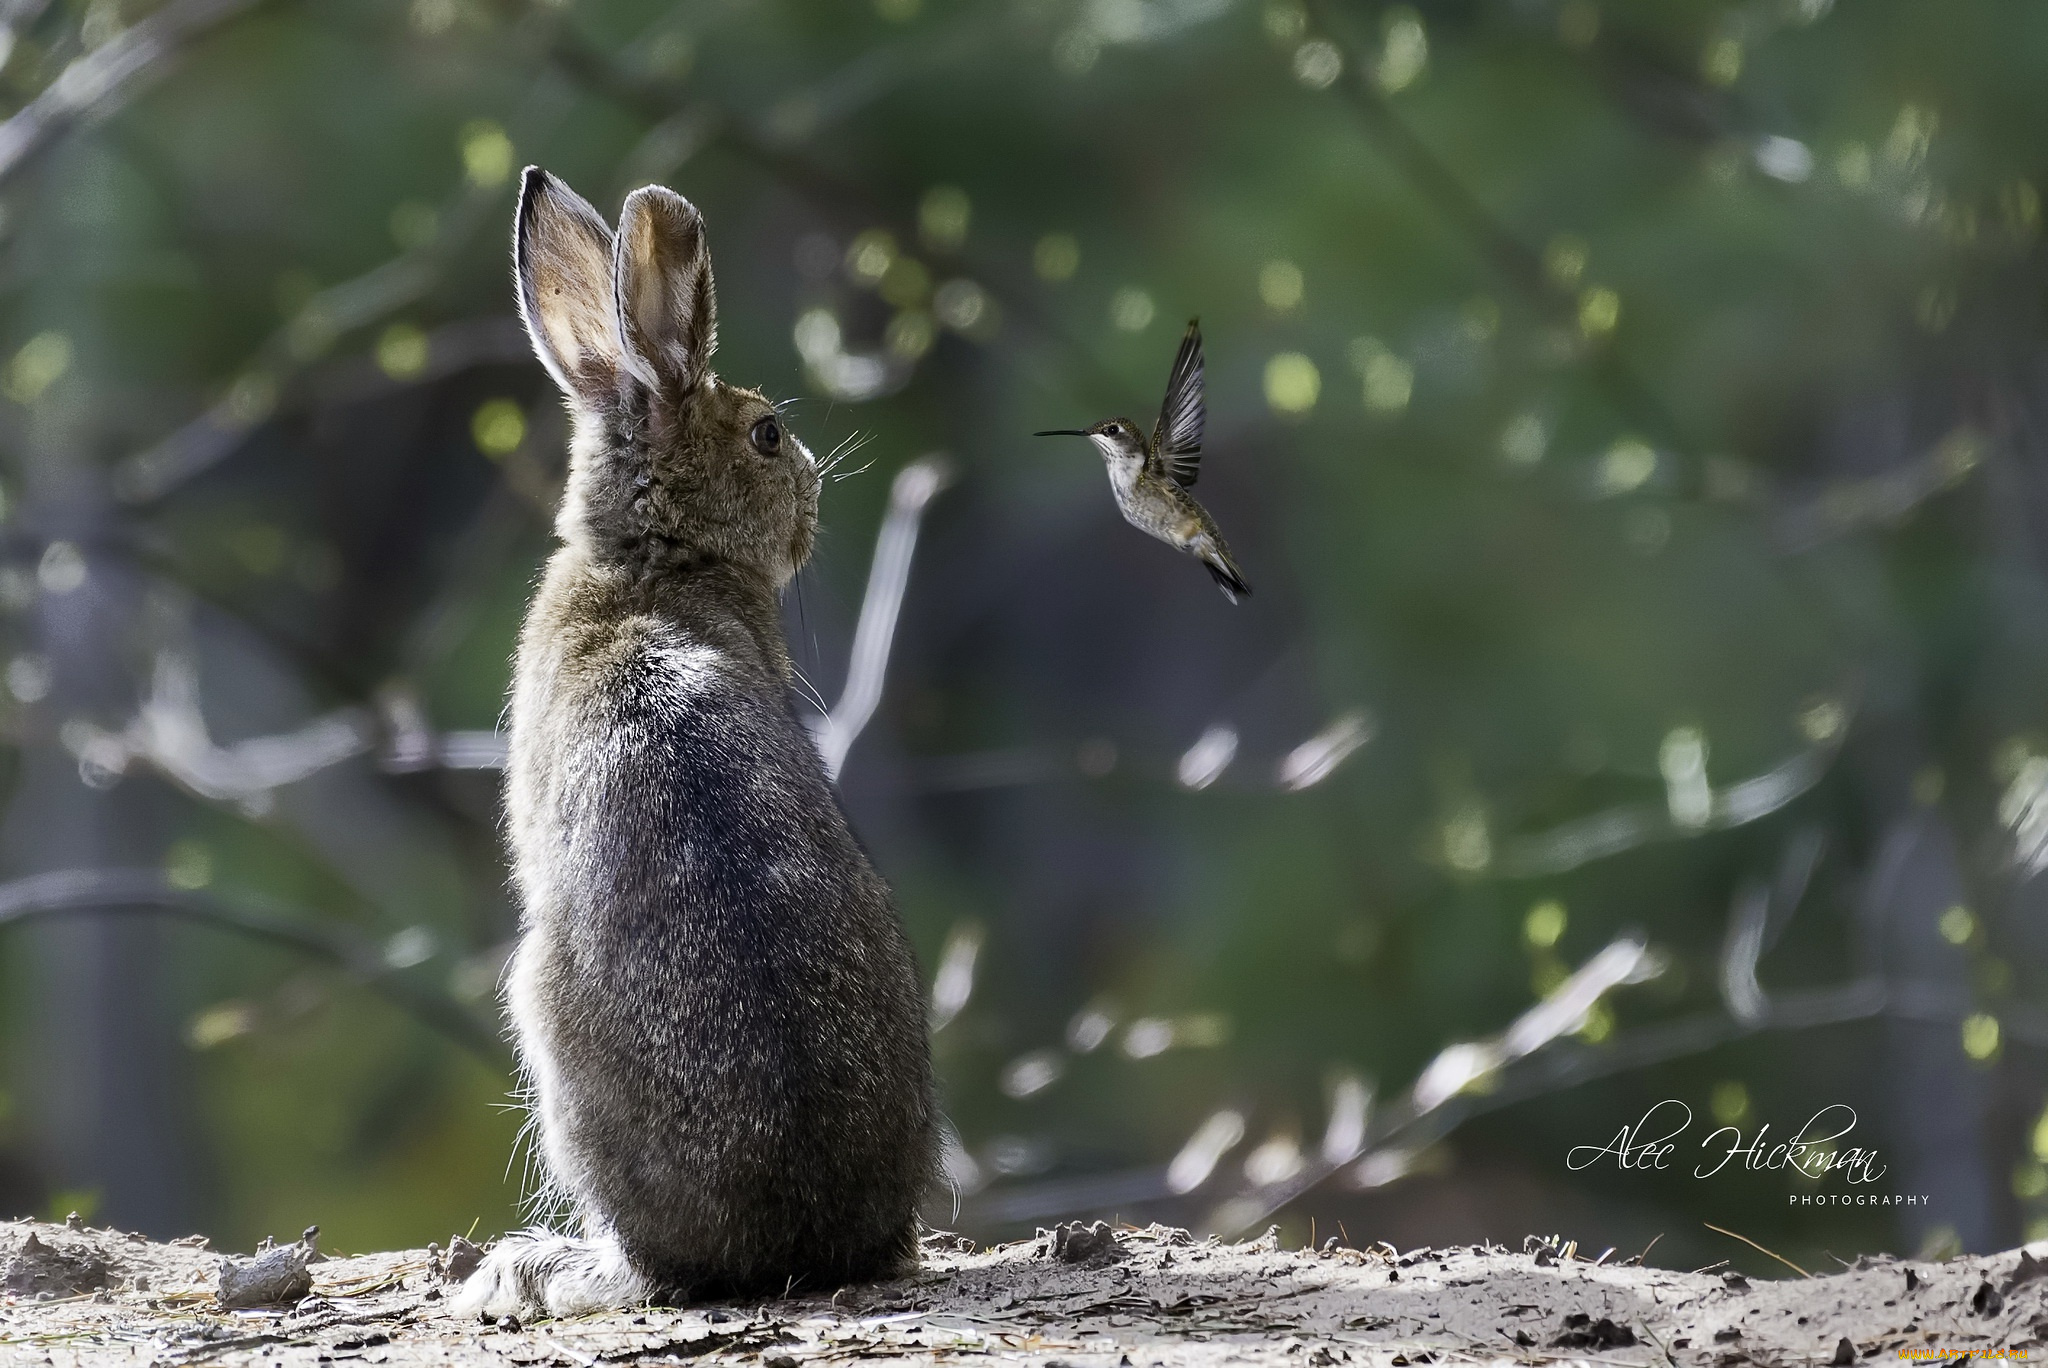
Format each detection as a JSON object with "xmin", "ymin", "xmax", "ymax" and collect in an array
[
  {"xmin": 6, "ymin": 1231, "xmax": 110, "ymax": 1297},
  {"xmin": 2004, "ymin": 1250, "xmax": 2047, "ymax": 1295},
  {"xmin": 1041, "ymin": 1220, "xmax": 1124, "ymax": 1267},
  {"xmin": 1831, "ymin": 1338, "xmax": 1856, "ymax": 1366},
  {"xmin": 218, "ymin": 1244, "xmax": 313, "ymax": 1309},
  {"xmin": 1549, "ymin": 1313, "xmax": 1636, "ymax": 1351},
  {"xmin": 443, "ymin": 1234, "xmax": 484, "ymax": 1282}
]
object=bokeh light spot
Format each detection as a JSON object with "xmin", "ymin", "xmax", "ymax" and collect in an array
[
  {"xmin": 1377, "ymin": 9, "xmax": 1428, "ymax": 93},
  {"xmin": 1659, "ymin": 726, "xmax": 1711, "ymax": 828},
  {"xmin": 1578, "ymin": 285, "xmax": 1620, "ymax": 336},
  {"xmin": 6, "ymin": 654, "xmax": 50, "ymax": 703},
  {"xmin": 3, "ymin": 331, "xmax": 71, "ymax": 404},
  {"xmin": 37, "ymin": 541, "xmax": 85, "ymax": 594},
  {"xmin": 1963, "ymin": 1013, "xmax": 2002, "ymax": 1061},
  {"xmin": 1755, "ymin": 135, "xmax": 1814, "ymax": 183},
  {"xmin": 1259, "ymin": 259, "xmax": 1303, "ymax": 310},
  {"xmin": 1110, "ymin": 286, "xmax": 1155, "ymax": 332},
  {"xmin": 1292, "ymin": 39, "xmax": 1341, "ymax": 89},
  {"xmin": 1500, "ymin": 413, "xmax": 1548, "ymax": 466},
  {"xmin": 1524, "ymin": 900, "xmax": 1566, "ymax": 950},
  {"xmin": 460, "ymin": 120, "xmax": 514, "ymax": 188},
  {"xmin": 1711, "ymin": 1080, "xmax": 1750, "ymax": 1125},
  {"xmin": 1263, "ymin": 352, "xmax": 1320, "ymax": 415},
  {"xmin": 1051, "ymin": 28, "xmax": 1101, "ymax": 76},
  {"xmin": 1701, "ymin": 37, "xmax": 1742, "ymax": 87},
  {"xmin": 165, "ymin": 839, "xmax": 213, "ymax": 890},
  {"xmin": 1033, "ymin": 233, "xmax": 1080, "ymax": 282},
  {"xmin": 1797, "ymin": 696, "xmax": 1845, "ymax": 743},
  {"xmin": 472, "ymin": 398, "xmax": 527, "ymax": 458},
  {"xmin": 1442, "ymin": 804, "xmax": 1491, "ymax": 872},
  {"xmin": 1938, "ymin": 904, "xmax": 1977, "ymax": 946},
  {"xmin": 846, "ymin": 229, "xmax": 897, "ymax": 284},
  {"xmin": 1598, "ymin": 438, "xmax": 1656, "ymax": 494},
  {"xmin": 1359, "ymin": 347, "xmax": 1413, "ymax": 414},
  {"xmin": 1886, "ymin": 104, "xmax": 1937, "ymax": 167},
  {"xmin": 1543, "ymin": 235, "xmax": 1587, "ymax": 288},
  {"xmin": 410, "ymin": 0, "xmax": 455, "ymax": 36},
  {"xmin": 919, "ymin": 186, "xmax": 971, "ymax": 251},
  {"xmin": 879, "ymin": 256, "xmax": 931, "ymax": 309},
  {"xmin": 375, "ymin": 323, "xmax": 429, "ymax": 380},
  {"xmin": 187, "ymin": 1001, "xmax": 259, "ymax": 1050},
  {"xmin": 1263, "ymin": 0, "xmax": 1306, "ymax": 43},
  {"xmin": 885, "ymin": 310, "xmax": 935, "ymax": 359},
  {"xmin": 933, "ymin": 279, "xmax": 992, "ymax": 335},
  {"xmin": 999, "ymin": 1050, "xmax": 1063, "ymax": 1099}
]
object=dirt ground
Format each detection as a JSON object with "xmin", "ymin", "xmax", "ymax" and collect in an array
[{"xmin": 0, "ymin": 1216, "xmax": 2041, "ymax": 1365}]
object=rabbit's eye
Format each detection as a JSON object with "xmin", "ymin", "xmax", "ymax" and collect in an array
[{"xmin": 750, "ymin": 417, "xmax": 782, "ymax": 456}]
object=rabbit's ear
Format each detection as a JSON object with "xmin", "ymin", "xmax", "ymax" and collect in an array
[
  {"xmin": 613, "ymin": 185, "xmax": 717, "ymax": 395},
  {"xmin": 515, "ymin": 167, "xmax": 622, "ymax": 404}
]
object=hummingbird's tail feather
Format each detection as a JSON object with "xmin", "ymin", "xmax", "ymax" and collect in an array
[{"xmin": 1202, "ymin": 549, "xmax": 1251, "ymax": 604}]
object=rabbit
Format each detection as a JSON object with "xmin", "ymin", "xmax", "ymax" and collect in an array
[{"xmin": 453, "ymin": 168, "xmax": 936, "ymax": 1320}]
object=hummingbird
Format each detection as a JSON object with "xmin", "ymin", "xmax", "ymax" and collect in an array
[{"xmin": 1036, "ymin": 320, "xmax": 1251, "ymax": 602}]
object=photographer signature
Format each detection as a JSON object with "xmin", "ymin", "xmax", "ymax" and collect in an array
[{"xmin": 1567, "ymin": 1100, "xmax": 1886, "ymax": 1184}]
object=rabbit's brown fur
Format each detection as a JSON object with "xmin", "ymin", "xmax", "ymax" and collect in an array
[{"xmin": 456, "ymin": 169, "xmax": 935, "ymax": 1319}]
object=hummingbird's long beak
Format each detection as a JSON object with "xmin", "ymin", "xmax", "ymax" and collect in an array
[{"xmin": 1033, "ymin": 429, "xmax": 1089, "ymax": 437}]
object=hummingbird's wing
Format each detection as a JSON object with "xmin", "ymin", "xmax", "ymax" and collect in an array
[{"xmin": 1149, "ymin": 319, "xmax": 1204, "ymax": 489}]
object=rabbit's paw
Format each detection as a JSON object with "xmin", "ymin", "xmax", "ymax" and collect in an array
[{"xmin": 450, "ymin": 1232, "xmax": 648, "ymax": 1320}]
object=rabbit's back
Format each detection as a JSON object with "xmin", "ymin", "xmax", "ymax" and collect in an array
[{"xmin": 506, "ymin": 555, "xmax": 934, "ymax": 1296}]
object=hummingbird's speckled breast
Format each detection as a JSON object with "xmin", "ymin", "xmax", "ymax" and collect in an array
[{"xmin": 1113, "ymin": 473, "xmax": 1211, "ymax": 551}]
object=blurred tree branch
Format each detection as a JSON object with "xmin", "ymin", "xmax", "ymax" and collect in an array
[
  {"xmin": 0, "ymin": 0, "xmax": 279, "ymax": 188},
  {"xmin": 0, "ymin": 868, "xmax": 506, "ymax": 1058}
]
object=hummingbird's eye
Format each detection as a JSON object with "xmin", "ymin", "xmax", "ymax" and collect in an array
[{"xmin": 750, "ymin": 416, "xmax": 782, "ymax": 456}]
